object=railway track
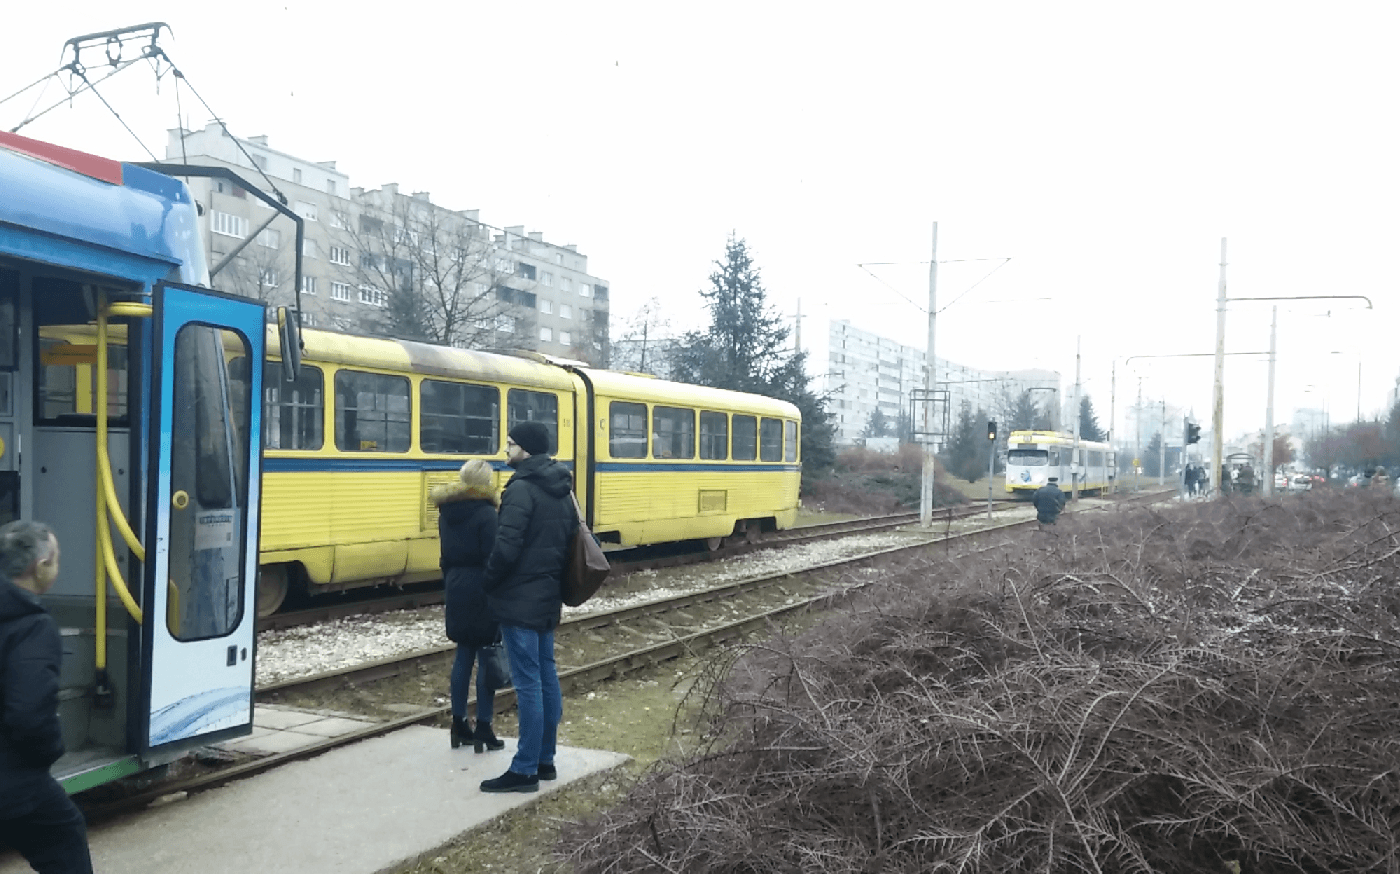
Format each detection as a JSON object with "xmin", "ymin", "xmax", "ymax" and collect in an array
[
  {"xmin": 257, "ymin": 503, "xmax": 1015, "ymax": 631},
  {"xmin": 81, "ymin": 488, "xmax": 1169, "ymax": 818}
]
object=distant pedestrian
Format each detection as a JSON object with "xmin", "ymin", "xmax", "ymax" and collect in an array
[
  {"xmin": 432, "ymin": 459, "xmax": 505, "ymax": 754},
  {"xmin": 480, "ymin": 421, "xmax": 578, "ymax": 794},
  {"xmin": 0, "ymin": 521, "xmax": 94, "ymax": 874},
  {"xmin": 1184, "ymin": 465, "xmax": 1198, "ymax": 497},
  {"xmin": 1237, "ymin": 463, "xmax": 1255, "ymax": 496},
  {"xmin": 1033, "ymin": 479, "xmax": 1066, "ymax": 530}
]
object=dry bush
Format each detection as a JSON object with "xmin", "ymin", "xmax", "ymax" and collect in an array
[
  {"xmin": 805, "ymin": 446, "xmax": 965, "ymax": 515},
  {"xmin": 561, "ymin": 490, "xmax": 1400, "ymax": 873}
]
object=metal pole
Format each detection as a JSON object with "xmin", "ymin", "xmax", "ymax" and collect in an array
[
  {"xmin": 1211, "ymin": 237, "xmax": 1227, "ymax": 499},
  {"xmin": 1263, "ymin": 305, "xmax": 1276, "ymax": 496},
  {"xmin": 987, "ymin": 435, "xmax": 994, "ymax": 519},
  {"xmin": 920, "ymin": 223, "xmax": 938, "ymax": 527},
  {"xmin": 1159, "ymin": 398, "xmax": 1166, "ymax": 486},
  {"xmin": 1071, "ymin": 336, "xmax": 1081, "ymax": 501},
  {"xmin": 1109, "ymin": 361, "xmax": 1116, "ymax": 494},
  {"xmin": 1135, "ymin": 378, "xmax": 1142, "ymax": 493}
]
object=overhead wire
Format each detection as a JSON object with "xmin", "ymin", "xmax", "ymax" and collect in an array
[{"xmin": 856, "ymin": 256, "xmax": 1014, "ymax": 315}]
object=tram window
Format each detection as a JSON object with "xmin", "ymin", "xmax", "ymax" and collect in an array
[
  {"xmin": 34, "ymin": 279, "xmax": 130, "ymax": 427},
  {"xmin": 264, "ymin": 363, "xmax": 324, "ymax": 450},
  {"xmin": 1088, "ymin": 450, "xmax": 1102, "ymax": 467},
  {"xmin": 760, "ymin": 418, "xmax": 783, "ymax": 462},
  {"xmin": 335, "ymin": 370, "xmax": 410, "ymax": 452},
  {"xmin": 652, "ymin": 406, "xmax": 694, "ymax": 459},
  {"xmin": 422, "ymin": 380, "xmax": 499, "ymax": 454},
  {"xmin": 0, "ymin": 270, "xmax": 16, "ymax": 370},
  {"xmin": 699, "ymin": 411, "xmax": 728, "ymax": 460},
  {"xmin": 609, "ymin": 401, "xmax": 647, "ymax": 459},
  {"xmin": 1048, "ymin": 450, "xmax": 1061, "ymax": 466},
  {"xmin": 732, "ymin": 415, "xmax": 757, "ymax": 461},
  {"xmin": 784, "ymin": 420, "xmax": 798, "ymax": 462},
  {"xmin": 167, "ymin": 324, "xmax": 252, "ymax": 641},
  {"xmin": 1008, "ymin": 449, "xmax": 1048, "ymax": 466},
  {"xmin": 507, "ymin": 389, "xmax": 559, "ymax": 455}
]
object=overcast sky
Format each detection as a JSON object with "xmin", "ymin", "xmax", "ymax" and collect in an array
[{"xmin": 7, "ymin": 2, "xmax": 1398, "ymax": 445}]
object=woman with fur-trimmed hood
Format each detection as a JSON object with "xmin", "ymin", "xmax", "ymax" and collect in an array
[{"xmin": 432, "ymin": 459, "xmax": 505, "ymax": 753}]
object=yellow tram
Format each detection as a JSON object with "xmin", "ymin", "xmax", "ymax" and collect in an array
[{"xmin": 255, "ymin": 328, "xmax": 802, "ymax": 614}]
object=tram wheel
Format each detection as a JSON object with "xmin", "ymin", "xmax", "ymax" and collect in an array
[
  {"xmin": 706, "ymin": 536, "xmax": 725, "ymax": 551},
  {"xmin": 256, "ymin": 565, "xmax": 290, "ymax": 618}
]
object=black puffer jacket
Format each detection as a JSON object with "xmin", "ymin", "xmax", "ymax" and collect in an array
[
  {"xmin": 0, "ymin": 576, "xmax": 65, "ymax": 818},
  {"xmin": 483, "ymin": 454, "xmax": 578, "ymax": 631},
  {"xmin": 432, "ymin": 481, "xmax": 499, "ymax": 647}
]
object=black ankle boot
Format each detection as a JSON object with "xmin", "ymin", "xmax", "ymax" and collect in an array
[
  {"xmin": 450, "ymin": 717, "xmax": 472, "ymax": 750},
  {"xmin": 480, "ymin": 770, "xmax": 538, "ymax": 793},
  {"xmin": 472, "ymin": 721, "xmax": 505, "ymax": 754}
]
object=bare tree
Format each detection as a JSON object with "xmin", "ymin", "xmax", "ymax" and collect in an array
[
  {"xmin": 214, "ymin": 226, "xmax": 294, "ymax": 307},
  {"xmin": 610, "ymin": 297, "xmax": 673, "ymax": 375},
  {"xmin": 331, "ymin": 188, "xmax": 520, "ymax": 349}
]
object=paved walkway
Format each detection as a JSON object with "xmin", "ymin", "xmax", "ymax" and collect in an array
[{"xmin": 2, "ymin": 711, "xmax": 629, "ymax": 874}]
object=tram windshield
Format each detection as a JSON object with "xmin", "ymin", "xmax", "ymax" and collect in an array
[{"xmin": 1008, "ymin": 449, "xmax": 1049, "ymax": 466}]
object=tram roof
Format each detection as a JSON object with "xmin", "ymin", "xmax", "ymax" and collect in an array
[
  {"xmin": 0, "ymin": 131, "xmax": 206, "ymax": 285},
  {"xmin": 582, "ymin": 368, "xmax": 801, "ymax": 418}
]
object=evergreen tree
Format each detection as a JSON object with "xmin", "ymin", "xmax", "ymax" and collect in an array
[
  {"xmin": 863, "ymin": 408, "xmax": 892, "ymax": 438},
  {"xmin": 1078, "ymin": 396, "xmax": 1105, "ymax": 442},
  {"xmin": 1008, "ymin": 390, "xmax": 1040, "ymax": 433},
  {"xmin": 671, "ymin": 234, "xmax": 835, "ymax": 474},
  {"xmin": 939, "ymin": 401, "xmax": 987, "ymax": 482},
  {"xmin": 1143, "ymin": 431, "xmax": 1163, "ymax": 477}
]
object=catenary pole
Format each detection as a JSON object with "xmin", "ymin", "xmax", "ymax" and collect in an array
[
  {"xmin": 920, "ymin": 223, "xmax": 938, "ymax": 527},
  {"xmin": 1159, "ymin": 398, "xmax": 1166, "ymax": 486},
  {"xmin": 1263, "ymin": 305, "xmax": 1276, "ymax": 495},
  {"xmin": 1071, "ymin": 336, "xmax": 1081, "ymax": 501},
  {"xmin": 1211, "ymin": 237, "xmax": 1227, "ymax": 497}
]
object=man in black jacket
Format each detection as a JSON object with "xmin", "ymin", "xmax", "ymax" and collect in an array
[
  {"xmin": 0, "ymin": 521, "xmax": 94, "ymax": 873},
  {"xmin": 480, "ymin": 421, "xmax": 578, "ymax": 793},
  {"xmin": 1033, "ymin": 480, "xmax": 1066, "ymax": 530}
]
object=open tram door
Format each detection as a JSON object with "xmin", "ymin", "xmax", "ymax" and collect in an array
[{"xmin": 136, "ymin": 282, "xmax": 265, "ymax": 758}]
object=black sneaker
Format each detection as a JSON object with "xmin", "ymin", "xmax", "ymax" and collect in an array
[
  {"xmin": 480, "ymin": 770, "xmax": 539, "ymax": 793},
  {"xmin": 537, "ymin": 763, "xmax": 557, "ymax": 781}
]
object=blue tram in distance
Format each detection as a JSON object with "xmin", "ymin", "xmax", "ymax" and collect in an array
[{"xmin": 0, "ymin": 131, "xmax": 271, "ymax": 792}]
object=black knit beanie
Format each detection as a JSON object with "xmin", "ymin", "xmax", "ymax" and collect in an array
[{"xmin": 509, "ymin": 421, "xmax": 551, "ymax": 456}]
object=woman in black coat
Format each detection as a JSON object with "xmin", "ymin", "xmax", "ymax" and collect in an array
[{"xmin": 432, "ymin": 459, "xmax": 505, "ymax": 752}]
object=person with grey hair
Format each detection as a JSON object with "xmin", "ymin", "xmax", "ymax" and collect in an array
[{"xmin": 0, "ymin": 521, "xmax": 93, "ymax": 872}]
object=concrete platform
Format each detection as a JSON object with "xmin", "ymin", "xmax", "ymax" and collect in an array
[{"xmin": 1, "ymin": 727, "xmax": 630, "ymax": 874}]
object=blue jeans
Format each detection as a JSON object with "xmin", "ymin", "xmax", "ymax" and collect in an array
[
  {"xmin": 500, "ymin": 624, "xmax": 561, "ymax": 776},
  {"xmin": 450, "ymin": 644, "xmax": 496, "ymax": 724}
]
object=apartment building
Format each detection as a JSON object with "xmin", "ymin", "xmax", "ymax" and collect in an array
[
  {"xmin": 827, "ymin": 320, "xmax": 1060, "ymax": 446},
  {"xmin": 162, "ymin": 123, "xmax": 610, "ymax": 363}
]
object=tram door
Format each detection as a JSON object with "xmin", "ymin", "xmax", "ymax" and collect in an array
[{"xmin": 139, "ymin": 283, "xmax": 265, "ymax": 755}]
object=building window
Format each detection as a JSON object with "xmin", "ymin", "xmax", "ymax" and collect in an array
[
  {"xmin": 562, "ymin": 277, "xmax": 572, "ymax": 292},
  {"xmin": 293, "ymin": 168, "xmax": 303, "ymax": 184},
  {"xmin": 258, "ymin": 228, "xmax": 280, "ymax": 248},
  {"xmin": 559, "ymin": 304, "xmax": 572, "ymax": 320},
  {"xmin": 539, "ymin": 300, "xmax": 553, "ymax": 315},
  {"xmin": 554, "ymin": 253, "xmax": 562, "ymax": 264},
  {"xmin": 302, "ymin": 238, "xmax": 317, "ymax": 259},
  {"xmin": 541, "ymin": 272, "xmax": 553, "ymax": 287},
  {"xmin": 516, "ymin": 263, "xmax": 536, "ymax": 281},
  {"xmin": 259, "ymin": 269, "xmax": 279, "ymax": 288},
  {"xmin": 359, "ymin": 285, "xmax": 387, "ymax": 307},
  {"xmin": 328, "ymin": 246, "xmax": 351, "ymax": 266},
  {"xmin": 327, "ymin": 180, "xmax": 337, "ymax": 196},
  {"xmin": 497, "ymin": 315, "xmax": 516, "ymax": 333},
  {"xmin": 251, "ymin": 155, "xmax": 267, "ymax": 170},
  {"xmin": 301, "ymin": 312, "xmax": 316, "ymax": 327},
  {"xmin": 295, "ymin": 201, "xmax": 318, "ymax": 222},
  {"xmin": 211, "ymin": 211, "xmax": 248, "ymax": 238},
  {"xmin": 539, "ymin": 327, "xmax": 553, "ymax": 342},
  {"xmin": 496, "ymin": 257, "xmax": 513, "ymax": 273},
  {"xmin": 558, "ymin": 331, "xmax": 571, "ymax": 346},
  {"xmin": 300, "ymin": 275, "xmax": 317, "ymax": 295},
  {"xmin": 579, "ymin": 282, "xmax": 592, "ymax": 298},
  {"xmin": 331, "ymin": 281, "xmax": 351, "ymax": 301},
  {"xmin": 330, "ymin": 212, "xmax": 347, "ymax": 230}
]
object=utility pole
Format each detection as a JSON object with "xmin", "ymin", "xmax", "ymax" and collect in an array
[
  {"xmin": 1263, "ymin": 305, "xmax": 1276, "ymax": 495},
  {"xmin": 1071, "ymin": 336, "xmax": 1081, "ymax": 501},
  {"xmin": 1211, "ymin": 237, "xmax": 1227, "ymax": 499},
  {"xmin": 794, "ymin": 298, "xmax": 803, "ymax": 354},
  {"xmin": 1159, "ymin": 398, "xmax": 1166, "ymax": 486},
  {"xmin": 1135, "ymin": 378, "xmax": 1143, "ymax": 492},
  {"xmin": 920, "ymin": 223, "xmax": 938, "ymax": 527}
]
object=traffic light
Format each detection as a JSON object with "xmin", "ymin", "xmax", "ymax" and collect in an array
[
  {"xmin": 987, "ymin": 420, "xmax": 997, "ymax": 441},
  {"xmin": 1186, "ymin": 420, "xmax": 1201, "ymax": 444}
]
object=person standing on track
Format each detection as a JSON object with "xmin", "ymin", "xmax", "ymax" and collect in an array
[
  {"xmin": 0, "ymin": 521, "xmax": 94, "ymax": 874},
  {"xmin": 480, "ymin": 421, "xmax": 578, "ymax": 794},
  {"xmin": 432, "ymin": 459, "xmax": 506, "ymax": 754},
  {"xmin": 1033, "ymin": 479, "xmax": 1066, "ymax": 531}
]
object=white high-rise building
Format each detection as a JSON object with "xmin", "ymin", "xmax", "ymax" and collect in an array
[{"xmin": 826, "ymin": 320, "xmax": 1060, "ymax": 446}]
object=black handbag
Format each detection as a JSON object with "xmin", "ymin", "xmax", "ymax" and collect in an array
[
  {"xmin": 562, "ymin": 494, "xmax": 610, "ymax": 607},
  {"xmin": 479, "ymin": 640, "xmax": 511, "ymax": 689}
]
